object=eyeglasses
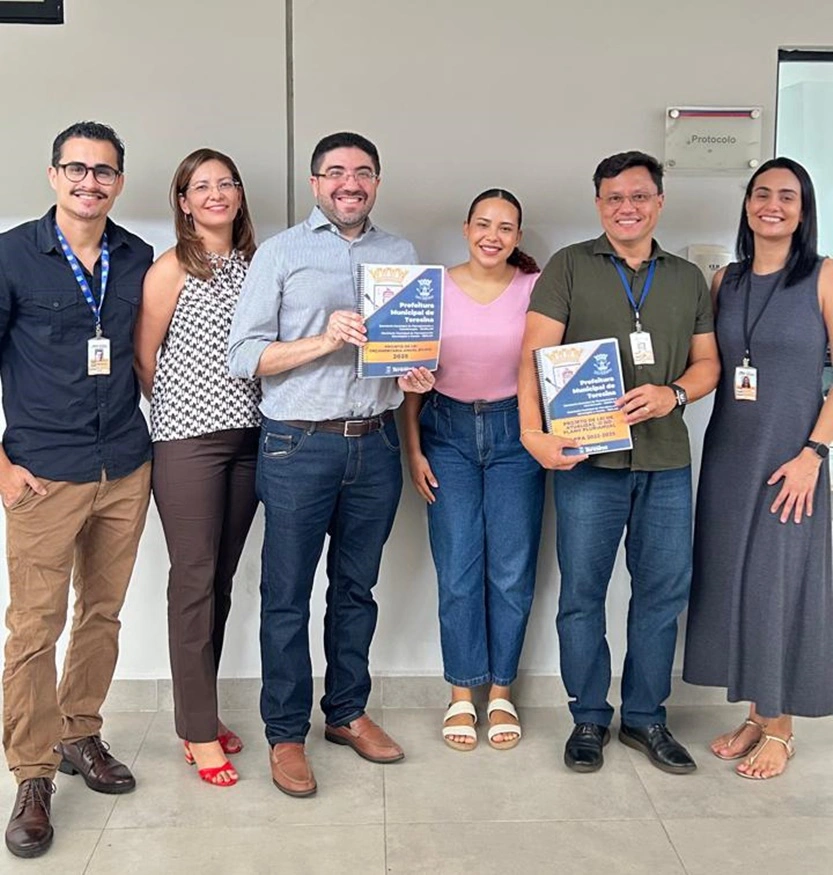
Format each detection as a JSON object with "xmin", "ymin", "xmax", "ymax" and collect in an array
[
  {"xmin": 599, "ymin": 192, "xmax": 657, "ymax": 208},
  {"xmin": 313, "ymin": 168, "xmax": 378, "ymax": 183},
  {"xmin": 56, "ymin": 162, "xmax": 121, "ymax": 186},
  {"xmin": 184, "ymin": 179, "xmax": 241, "ymax": 196}
]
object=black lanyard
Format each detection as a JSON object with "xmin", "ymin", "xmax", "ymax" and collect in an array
[{"xmin": 742, "ymin": 269, "xmax": 785, "ymax": 367}]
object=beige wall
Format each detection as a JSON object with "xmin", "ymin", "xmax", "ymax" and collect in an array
[
  {"xmin": 0, "ymin": 0, "xmax": 286, "ymax": 229},
  {"xmin": 0, "ymin": 1, "xmax": 832, "ymax": 681}
]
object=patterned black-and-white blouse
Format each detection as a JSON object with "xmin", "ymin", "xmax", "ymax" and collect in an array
[{"xmin": 150, "ymin": 251, "xmax": 261, "ymax": 442}]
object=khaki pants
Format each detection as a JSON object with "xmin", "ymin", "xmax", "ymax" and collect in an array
[{"xmin": 2, "ymin": 462, "xmax": 151, "ymax": 782}]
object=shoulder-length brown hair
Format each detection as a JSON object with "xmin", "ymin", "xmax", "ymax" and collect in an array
[{"xmin": 170, "ymin": 148, "xmax": 257, "ymax": 281}]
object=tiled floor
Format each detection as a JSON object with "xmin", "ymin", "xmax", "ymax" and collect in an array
[{"xmin": 2, "ymin": 704, "xmax": 832, "ymax": 874}]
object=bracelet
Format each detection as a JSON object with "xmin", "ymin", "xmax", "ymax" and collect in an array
[{"xmin": 521, "ymin": 428, "xmax": 544, "ymax": 437}]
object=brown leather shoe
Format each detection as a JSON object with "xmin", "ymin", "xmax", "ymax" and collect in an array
[
  {"xmin": 56, "ymin": 736, "xmax": 136, "ymax": 795},
  {"xmin": 5, "ymin": 778, "xmax": 54, "ymax": 858},
  {"xmin": 270, "ymin": 743, "xmax": 317, "ymax": 797},
  {"xmin": 324, "ymin": 714, "xmax": 405, "ymax": 763}
]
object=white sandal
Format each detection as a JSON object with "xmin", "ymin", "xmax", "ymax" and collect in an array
[
  {"xmin": 735, "ymin": 733, "xmax": 795, "ymax": 780},
  {"xmin": 442, "ymin": 701, "xmax": 478, "ymax": 751},
  {"xmin": 487, "ymin": 698, "xmax": 521, "ymax": 751}
]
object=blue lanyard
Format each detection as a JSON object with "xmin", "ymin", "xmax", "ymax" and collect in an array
[
  {"xmin": 610, "ymin": 256, "xmax": 656, "ymax": 332},
  {"xmin": 54, "ymin": 223, "xmax": 110, "ymax": 337}
]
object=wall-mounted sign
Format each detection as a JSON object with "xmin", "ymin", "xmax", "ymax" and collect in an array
[
  {"xmin": 665, "ymin": 106, "xmax": 762, "ymax": 172},
  {"xmin": 687, "ymin": 244, "xmax": 733, "ymax": 286},
  {"xmin": 0, "ymin": 1, "xmax": 63, "ymax": 25}
]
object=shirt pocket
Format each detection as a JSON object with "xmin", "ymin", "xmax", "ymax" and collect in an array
[
  {"xmin": 111, "ymin": 284, "xmax": 142, "ymax": 333},
  {"xmin": 30, "ymin": 289, "xmax": 84, "ymax": 343}
]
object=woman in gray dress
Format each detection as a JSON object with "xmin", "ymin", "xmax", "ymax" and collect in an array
[{"xmin": 683, "ymin": 157, "xmax": 833, "ymax": 779}]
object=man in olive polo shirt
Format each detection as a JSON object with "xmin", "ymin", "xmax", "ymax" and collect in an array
[{"xmin": 518, "ymin": 151, "xmax": 720, "ymax": 775}]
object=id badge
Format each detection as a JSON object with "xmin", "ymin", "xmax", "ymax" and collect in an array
[
  {"xmin": 630, "ymin": 331, "xmax": 655, "ymax": 365},
  {"xmin": 87, "ymin": 337, "xmax": 111, "ymax": 376},
  {"xmin": 734, "ymin": 365, "xmax": 757, "ymax": 401}
]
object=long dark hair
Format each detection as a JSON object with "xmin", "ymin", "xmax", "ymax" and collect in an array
[
  {"xmin": 736, "ymin": 157, "xmax": 818, "ymax": 287},
  {"xmin": 466, "ymin": 188, "xmax": 539, "ymax": 274},
  {"xmin": 171, "ymin": 148, "xmax": 256, "ymax": 282}
]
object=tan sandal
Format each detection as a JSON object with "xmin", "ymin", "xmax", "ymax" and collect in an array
[
  {"xmin": 710, "ymin": 718, "xmax": 765, "ymax": 760},
  {"xmin": 735, "ymin": 733, "xmax": 795, "ymax": 780},
  {"xmin": 442, "ymin": 701, "xmax": 478, "ymax": 751}
]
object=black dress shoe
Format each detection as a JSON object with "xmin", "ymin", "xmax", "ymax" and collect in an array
[
  {"xmin": 5, "ymin": 777, "xmax": 55, "ymax": 858},
  {"xmin": 564, "ymin": 723, "xmax": 611, "ymax": 772},
  {"xmin": 56, "ymin": 736, "xmax": 136, "ymax": 794},
  {"xmin": 619, "ymin": 723, "xmax": 697, "ymax": 774}
]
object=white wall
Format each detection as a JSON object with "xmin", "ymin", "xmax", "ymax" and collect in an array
[{"xmin": 1, "ymin": 0, "xmax": 831, "ymax": 683}]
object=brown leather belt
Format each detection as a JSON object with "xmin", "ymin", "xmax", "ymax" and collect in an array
[{"xmin": 283, "ymin": 410, "xmax": 393, "ymax": 437}]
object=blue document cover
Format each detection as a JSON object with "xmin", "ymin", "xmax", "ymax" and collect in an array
[
  {"xmin": 534, "ymin": 337, "xmax": 632, "ymax": 456},
  {"xmin": 357, "ymin": 264, "xmax": 443, "ymax": 378}
]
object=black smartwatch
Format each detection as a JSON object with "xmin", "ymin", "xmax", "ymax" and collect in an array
[
  {"xmin": 805, "ymin": 439, "xmax": 829, "ymax": 460},
  {"xmin": 669, "ymin": 383, "xmax": 688, "ymax": 409}
]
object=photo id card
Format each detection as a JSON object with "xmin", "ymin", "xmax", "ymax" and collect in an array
[
  {"xmin": 734, "ymin": 365, "xmax": 757, "ymax": 401},
  {"xmin": 630, "ymin": 331, "xmax": 655, "ymax": 365},
  {"xmin": 87, "ymin": 337, "xmax": 111, "ymax": 376}
]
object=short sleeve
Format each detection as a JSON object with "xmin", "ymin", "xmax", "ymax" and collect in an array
[
  {"xmin": 692, "ymin": 267, "xmax": 715, "ymax": 334},
  {"xmin": 528, "ymin": 247, "xmax": 572, "ymax": 324}
]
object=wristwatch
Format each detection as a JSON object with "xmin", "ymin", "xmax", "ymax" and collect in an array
[
  {"xmin": 805, "ymin": 439, "xmax": 830, "ymax": 460},
  {"xmin": 669, "ymin": 383, "xmax": 688, "ymax": 409}
]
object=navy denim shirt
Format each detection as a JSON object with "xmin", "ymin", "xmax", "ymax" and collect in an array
[{"xmin": 0, "ymin": 208, "xmax": 153, "ymax": 482}]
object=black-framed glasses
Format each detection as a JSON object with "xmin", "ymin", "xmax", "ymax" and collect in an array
[
  {"xmin": 312, "ymin": 168, "xmax": 378, "ymax": 183},
  {"xmin": 56, "ymin": 162, "xmax": 121, "ymax": 186}
]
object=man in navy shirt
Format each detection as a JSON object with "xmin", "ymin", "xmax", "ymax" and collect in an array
[{"xmin": 0, "ymin": 122, "xmax": 153, "ymax": 859}]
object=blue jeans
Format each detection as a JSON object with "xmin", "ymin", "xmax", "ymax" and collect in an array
[
  {"xmin": 553, "ymin": 464, "xmax": 692, "ymax": 727},
  {"xmin": 421, "ymin": 392, "xmax": 546, "ymax": 687},
  {"xmin": 256, "ymin": 416, "xmax": 403, "ymax": 743}
]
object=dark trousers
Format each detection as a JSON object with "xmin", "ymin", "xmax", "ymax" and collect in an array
[
  {"xmin": 152, "ymin": 428, "xmax": 259, "ymax": 742},
  {"xmin": 256, "ymin": 417, "xmax": 403, "ymax": 743}
]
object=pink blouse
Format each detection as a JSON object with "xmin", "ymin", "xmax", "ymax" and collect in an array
[{"xmin": 433, "ymin": 269, "xmax": 539, "ymax": 403}]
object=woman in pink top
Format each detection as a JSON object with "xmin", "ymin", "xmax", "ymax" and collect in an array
[{"xmin": 403, "ymin": 189, "xmax": 545, "ymax": 751}]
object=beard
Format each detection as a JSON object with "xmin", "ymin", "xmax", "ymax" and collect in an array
[{"xmin": 317, "ymin": 190, "xmax": 372, "ymax": 233}]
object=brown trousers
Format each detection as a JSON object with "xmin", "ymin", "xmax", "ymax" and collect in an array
[
  {"xmin": 3, "ymin": 462, "xmax": 151, "ymax": 782},
  {"xmin": 152, "ymin": 429, "xmax": 258, "ymax": 743}
]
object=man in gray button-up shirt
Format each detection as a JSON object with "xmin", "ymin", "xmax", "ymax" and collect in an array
[{"xmin": 228, "ymin": 132, "xmax": 432, "ymax": 798}]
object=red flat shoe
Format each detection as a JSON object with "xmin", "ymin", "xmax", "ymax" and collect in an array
[
  {"xmin": 217, "ymin": 729, "xmax": 243, "ymax": 755},
  {"xmin": 183, "ymin": 742, "xmax": 238, "ymax": 787}
]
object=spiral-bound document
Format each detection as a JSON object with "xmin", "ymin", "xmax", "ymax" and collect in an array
[
  {"xmin": 356, "ymin": 264, "xmax": 443, "ymax": 378},
  {"xmin": 534, "ymin": 337, "xmax": 632, "ymax": 456}
]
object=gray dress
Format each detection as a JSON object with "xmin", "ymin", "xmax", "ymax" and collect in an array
[{"xmin": 683, "ymin": 259, "xmax": 833, "ymax": 717}]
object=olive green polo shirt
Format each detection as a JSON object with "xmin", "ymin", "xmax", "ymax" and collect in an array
[{"xmin": 529, "ymin": 234, "xmax": 714, "ymax": 471}]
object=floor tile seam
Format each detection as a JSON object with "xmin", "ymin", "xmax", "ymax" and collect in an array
[
  {"xmin": 98, "ymin": 710, "xmax": 168, "ymax": 836},
  {"xmin": 128, "ymin": 708, "xmax": 158, "ymax": 769},
  {"xmin": 657, "ymin": 815, "xmax": 692, "ymax": 874},
  {"xmin": 80, "ymin": 826, "xmax": 108, "ymax": 875},
  {"xmin": 627, "ymin": 747, "xmax": 690, "ymax": 873},
  {"xmin": 100, "ymin": 819, "xmax": 387, "ymax": 831},
  {"xmin": 383, "ymin": 815, "xmax": 662, "ymax": 825},
  {"xmin": 659, "ymin": 814, "xmax": 833, "ymax": 824}
]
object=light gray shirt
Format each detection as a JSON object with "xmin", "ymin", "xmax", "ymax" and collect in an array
[{"xmin": 228, "ymin": 207, "xmax": 419, "ymax": 421}]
